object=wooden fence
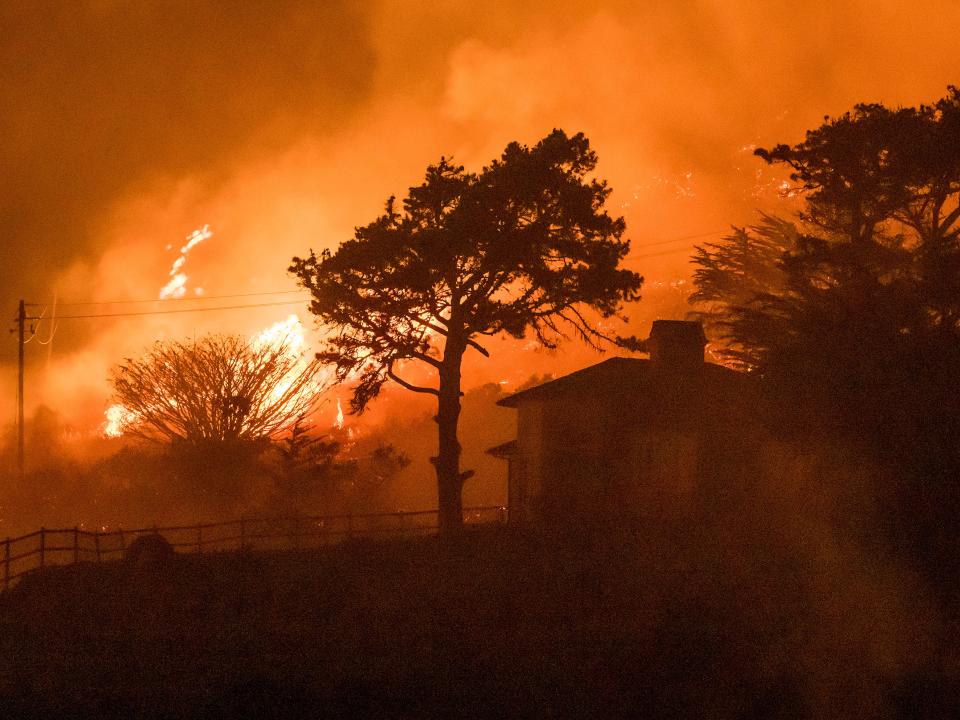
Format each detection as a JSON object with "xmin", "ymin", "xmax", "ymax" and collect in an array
[{"xmin": 1, "ymin": 506, "xmax": 507, "ymax": 592}]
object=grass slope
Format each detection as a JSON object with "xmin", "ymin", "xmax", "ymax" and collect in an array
[{"xmin": 0, "ymin": 524, "xmax": 957, "ymax": 719}]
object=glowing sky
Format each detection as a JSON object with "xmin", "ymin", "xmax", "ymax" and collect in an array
[{"xmin": 3, "ymin": 0, "xmax": 959, "ymax": 428}]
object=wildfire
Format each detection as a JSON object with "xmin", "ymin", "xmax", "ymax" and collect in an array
[
  {"xmin": 105, "ymin": 219, "xmax": 330, "ymax": 439},
  {"xmin": 252, "ymin": 313, "xmax": 331, "ymax": 433},
  {"xmin": 102, "ymin": 403, "xmax": 137, "ymax": 438},
  {"xmin": 253, "ymin": 314, "xmax": 310, "ymax": 400},
  {"xmin": 104, "ymin": 224, "xmax": 215, "ymax": 437},
  {"xmin": 159, "ymin": 224, "xmax": 213, "ymax": 299},
  {"xmin": 252, "ymin": 313, "xmax": 307, "ymax": 357},
  {"xmin": 104, "ymin": 314, "xmax": 322, "ymax": 439}
]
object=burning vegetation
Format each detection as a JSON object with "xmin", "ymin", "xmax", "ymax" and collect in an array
[
  {"xmin": 3, "ymin": 4, "xmax": 960, "ymax": 717},
  {"xmin": 159, "ymin": 224, "xmax": 213, "ymax": 300},
  {"xmin": 107, "ymin": 332, "xmax": 322, "ymax": 444}
]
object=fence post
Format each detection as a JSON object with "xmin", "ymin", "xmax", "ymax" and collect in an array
[
  {"xmin": 196, "ymin": 525, "xmax": 203, "ymax": 555},
  {"xmin": 73, "ymin": 526, "xmax": 79, "ymax": 565},
  {"xmin": 39, "ymin": 528, "xmax": 45, "ymax": 568},
  {"xmin": 4, "ymin": 538, "xmax": 9, "ymax": 591},
  {"xmin": 236, "ymin": 519, "xmax": 246, "ymax": 621},
  {"xmin": 118, "ymin": 528, "xmax": 126, "ymax": 553},
  {"xmin": 94, "ymin": 532, "xmax": 101, "ymax": 564}
]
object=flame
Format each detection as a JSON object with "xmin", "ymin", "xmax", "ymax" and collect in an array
[
  {"xmin": 101, "ymin": 224, "xmax": 213, "ymax": 438},
  {"xmin": 335, "ymin": 397, "xmax": 344, "ymax": 429},
  {"xmin": 159, "ymin": 224, "xmax": 213, "ymax": 299},
  {"xmin": 102, "ymin": 403, "xmax": 137, "ymax": 438},
  {"xmin": 251, "ymin": 313, "xmax": 309, "ymax": 404},
  {"xmin": 250, "ymin": 313, "xmax": 328, "ymax": 422},
  {"xmin": 252, "ymin": 313, "xmax": 307, "ymax": 357}
]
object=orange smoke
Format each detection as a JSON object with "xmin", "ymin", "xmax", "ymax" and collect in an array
[{"xmin": 4, "ymin": 2, "xmax": 959, "ymax": 433}]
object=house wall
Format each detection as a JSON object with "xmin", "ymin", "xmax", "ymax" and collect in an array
[
  {"xmin": 510, "ymin": 399, "xmax": 546, "ymax": 523},
  {"xmin": 507, "ymin": 371, "xmax": 765, "ymax": 526},
  {"xmin": 539, "ymin": 394, "xmax": 614, "ymax": 524},
  {"xmin": 632, "ymin": 430, "xmax": 700, "ymax": 512}
]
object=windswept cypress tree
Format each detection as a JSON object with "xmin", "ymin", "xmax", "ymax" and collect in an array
[{"xmin": 291, "ymin": 130, "xmax": 642, "ymax": 534}]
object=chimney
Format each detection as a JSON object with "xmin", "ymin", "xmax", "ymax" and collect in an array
[{"xmin": 648, "ymin": 320, "xmax": 706, "ymax": 370}]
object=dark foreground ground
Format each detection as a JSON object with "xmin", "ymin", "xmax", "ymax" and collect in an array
[{"xmin": 1, "ymin": 522, "xmax": 958, "ymax": 719}]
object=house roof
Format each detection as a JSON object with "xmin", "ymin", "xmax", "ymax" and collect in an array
[
  {"xmin": 485, "ymin": 440, "xmax": 517, "ymax": 458},
  {"xmin": 496, "ymin": 356, "xmax": 745, "ymax": 408}
]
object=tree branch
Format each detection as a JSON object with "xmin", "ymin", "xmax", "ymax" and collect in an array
[
  {"xmin": 466, "ymin": 337, "xmax": 490, "ymax": 357},
  {"xmin": 386, "ymin": 363, "xmax": 439, "ymax": 396}
]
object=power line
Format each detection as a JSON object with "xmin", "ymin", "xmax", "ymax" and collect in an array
[
  {"xmin": 632, "ymin": 246, "xmax": 702, "ymax": 260},
  {"xmin": 36, "ymin": 318, "xmax": 58, "ymax": 345},
  {"xmin": 27, "ymin": 231, "xmax": 725, "ymax": 311},
  {"xmin": 52, "ymin": 299, "xmax": 307, "ymax": 320},
  {"xmin": 33, "ymin": 232, "xmax": 724, "ymax": 308},
  {"xmin": 629, "ymin": 229, "xmax": 731, "ymax": 260},
  {"xmin": 631, "ymin": 229, "xmax": 726, "ymax": 249},
  {"xmin": 30, "ymin": 288, "xmax": 307, "ymax": 308},
  {"xmin": 21, "ymin": 306, "xmax": 47, "ymax": 344},
  {"xmin": 37, "ymin": 293, "xmax": 58, "ymax": 347}
]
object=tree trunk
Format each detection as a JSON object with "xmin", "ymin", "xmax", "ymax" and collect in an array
[{"xmin": 435, "ymin": 348, "xmax": 465, "ymax": 536}]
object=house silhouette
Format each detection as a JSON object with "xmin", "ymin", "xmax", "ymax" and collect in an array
[{"xmin": 490, "ymin": 320, "xmax": 765, "ymax": 525}]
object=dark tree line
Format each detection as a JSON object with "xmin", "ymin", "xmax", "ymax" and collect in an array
[{"xmin": 692, "ymin": 88, "xmax": 960, "ymax": 570}]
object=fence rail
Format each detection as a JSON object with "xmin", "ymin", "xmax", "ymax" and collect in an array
[{"xmin": 1, "ymin": 506, "xmax": 507, "ymax": 592}]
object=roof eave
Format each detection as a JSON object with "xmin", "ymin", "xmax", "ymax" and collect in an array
[{"xmin": 486, "ymin": 440, "xmax": 517, "ymax": 458}]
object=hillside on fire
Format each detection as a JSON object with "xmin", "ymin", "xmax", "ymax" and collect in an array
[{"xmin": 5, "ymin": 3, "xmax": 960, "ymax": 717}]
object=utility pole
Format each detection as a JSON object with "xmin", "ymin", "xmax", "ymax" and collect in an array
[
  {"xmin": 16, "ymin": 300, "xmax": 25, "ymax": 480},
  {"xmin": 13, "ymin": 300, "xmax": 37, "ymax": 481}
]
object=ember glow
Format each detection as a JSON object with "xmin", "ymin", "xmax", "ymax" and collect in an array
[
  {"xmin": 159, "ymin": 224, "xmax": 213, "ymax": 299},
  {"xmin": 101, "ymin": 403, "xmax": 137, "ymax": 439}
]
